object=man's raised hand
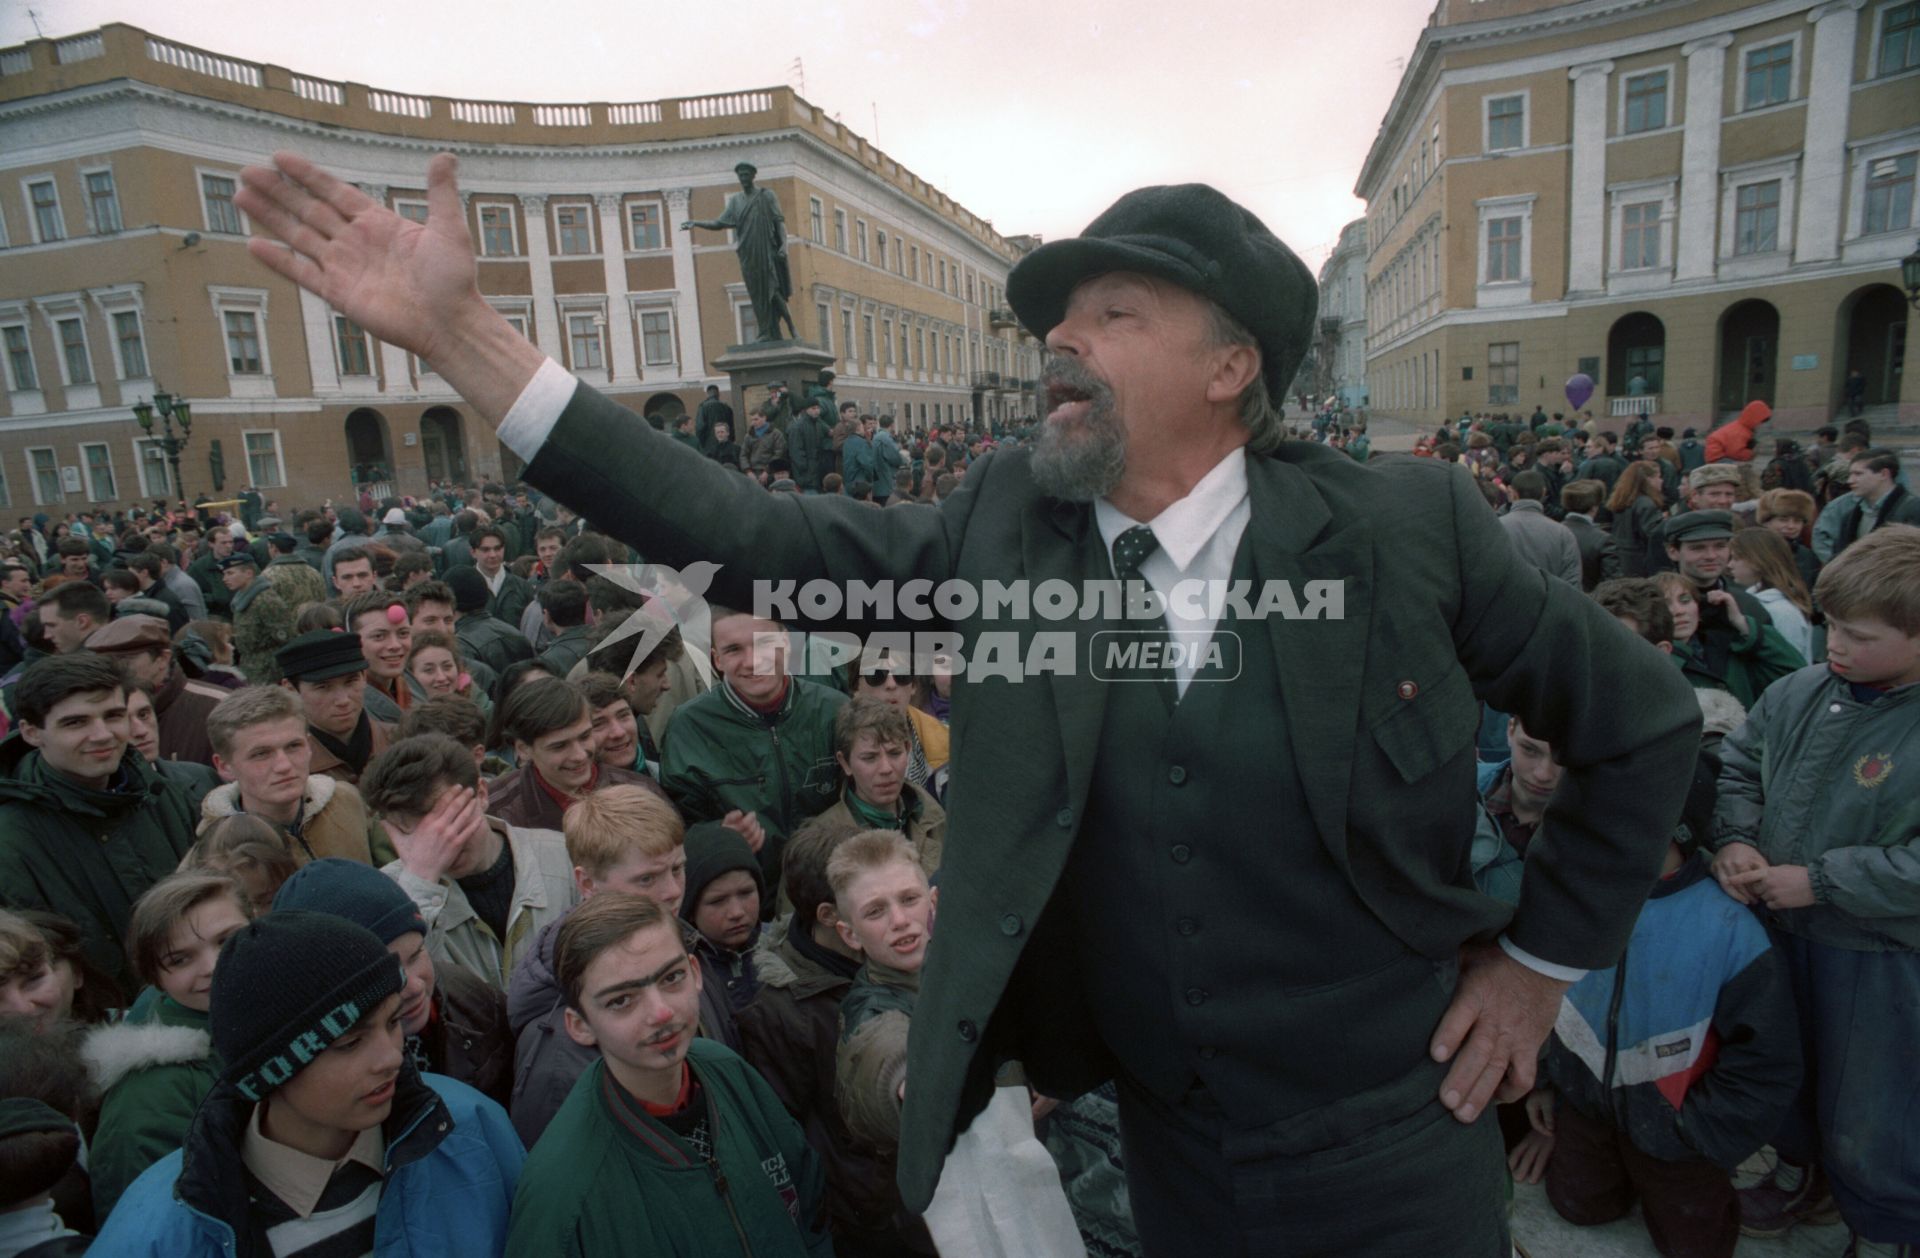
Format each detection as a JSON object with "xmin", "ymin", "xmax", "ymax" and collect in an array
[{"xmin": 235, "ymin": 151, "xmax": 478, "ymax": 365}]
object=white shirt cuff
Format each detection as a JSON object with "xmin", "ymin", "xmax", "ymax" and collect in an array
[
  {"xmin": 1499, "ymin": 934, "xmax": 1587, "ymax": 983},
  {"xmin": 495, "ymin": 357, "xmax": 578, "ymax": 464}
]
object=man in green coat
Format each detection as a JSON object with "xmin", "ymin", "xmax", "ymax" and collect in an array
[
  {"xmin": 224, "ymin": 552, "xmax": 298, "ymax": 686},
  {"xmin": 0, "ymin": 653, "xmax": 201, "ymax": 992},
  {"xmin": 506, "ymin": 893, "xmax": 831, "ymax": 1256},
  {"xmin": 238, "ymin": 153, "xmax": 1704, "ymax": 1257}
]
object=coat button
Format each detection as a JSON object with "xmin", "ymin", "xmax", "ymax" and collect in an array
[
  {"xmin": 1000, "ymin": 914, "xmax": 1022, "ymax": 937},
  {"xmin": 1397, "ymin": 680, "xmax": 1419, "ymax": 700},
  {"xmin": 1170, "ymin": 843, "xmax": 1192, "ymax": 864},
  {"xmin": 958, "ymin": 1019, "xmax": 978, "ymax": 1042},
  {"xmin": 1055, "ymin": 807, "xmax": 1073, "ymax": 829},
  {"xmin": 1199, "ymin": 1045, "xmax": 1217, "ymax": 1060},
  {"xmin": 1177, "ymin": 917, "xmax": 1199, "ymax": 936},
  {"xmin": 1185, "ymin": 987, "xmax": 1208, "ymax": 1006},
  {"xmin": 1168, "ymin": 765, "xmax": 1187, "ymax": 785}
]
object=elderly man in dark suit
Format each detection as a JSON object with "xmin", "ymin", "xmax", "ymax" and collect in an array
[{"xmin": 234, "ymin": 151, "xmax": 1702, "ymax": 1257}]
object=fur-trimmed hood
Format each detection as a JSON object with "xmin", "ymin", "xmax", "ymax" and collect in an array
[
  {"xmin": 84, "ymin": 1020, "xmax": 213, "ymax": 1093},
  {"xmin": 200, "ymin": 771, "xmax": 338, "ymax": 822},
  {"xmin": 1695, "ymin": 686, "xmax": 1749, "ymax": 740}
]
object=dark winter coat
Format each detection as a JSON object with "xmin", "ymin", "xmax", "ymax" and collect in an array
[{"xmin": 83, "ymin": 995, "xmax": 219, "ymax": 1218}]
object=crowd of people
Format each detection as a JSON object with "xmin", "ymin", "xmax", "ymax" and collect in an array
[{"xmin": 0, "ymin": 144, "xmax": 1916, "ymax": 1258}]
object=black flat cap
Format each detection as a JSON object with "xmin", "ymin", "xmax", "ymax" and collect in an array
[
  {"xmin": 276, "ymin": 629, "xmax": 368, "ymax": 683},
  {"xmin": 1664, "ymin": 510, "xmax": 1736, "ymax": 545},
  {"xmin": 1007, "ymin": 184, "xmax": 1316, "ymax": 399},
  {"xmin": 218, "ymin": 551, "xmax": 258, "ymax": 570}
]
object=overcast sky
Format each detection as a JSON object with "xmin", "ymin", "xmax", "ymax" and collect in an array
[{"xmin": 5, "ymin": 0, "xmax": 1440, "ymax": 271}]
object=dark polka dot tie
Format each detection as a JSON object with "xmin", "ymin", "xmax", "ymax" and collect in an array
[{"xmin": 1110, "ymin": 524, "xmax": 1160, "ymax": 581}]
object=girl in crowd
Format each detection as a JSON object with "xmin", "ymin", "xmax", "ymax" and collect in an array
[
  {"xmin": 82, "ymin": 872, "xmax": 254, "ymax": 1217},
  {"xmin": 1729, "ymin": 528, "xmax": 1817, "ymax": 663},
  {"xmin": 0, "ymin": 910, "xmax": 121, "ymax": 1032},
  {"xmin": 1605, "ymin": 461, "xmax": 1667, "ymax": 577},
  {"xmin": 1755, "ymin": 487, "xmax": 1824, "ymax": 591},
  {"xmin": 408, "ymin": 630, "xmax": 492, "ymax": 720},
  {"xmin": 183, "ymin": 814, "xmax": 301, "ymax": 910}
]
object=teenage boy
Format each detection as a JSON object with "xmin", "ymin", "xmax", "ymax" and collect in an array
[
  {"xmin": 276, "ymin": 629, "xmax": 396, "ymax": 784},
  {"xmin": 680, "ymin": 823, "xmax": 765, "ymax": 1014},
  {"xmin": 0, "ymin": 653, "xmax": 200, "ymax": 992},
  {"xmin": 503, "ymin": 893, "xmax": 832, "ymax": 1255},
  {"xmin": 585, "ymin": 608, "xmax": 686, "ymax": 772},
  {"xmin": 91, "ymin": 911, "xmax": 523, "ymax": 1257},
  {"xmin": 1710, "ymin": 525, "xmax": 1920, "ymax": 1256},
  {"xmin": 199, "ymin": 685, "xmax": 388, "ymax": 866},
  {"xmin": 662, "ymin": 608, "xmax": 846, "ymax": 898},
  {"xmin": 534, "ymin": 580, "xmax": 594, "ymax": 677},
  {"xmin": 506, "ymin": 784, "xmax": 738, "ymax": 1147},
  {"xmin": 487, "ymin": 678, "xmax": 661, "ymax": 830},
  {"xmin": 739, "ymin": 821, "xmax": 934, "ymax": 1255},
  {"xmin": 344, "ymin": 591, "xmax": 414, "ymax": 723},
  {"xmin": 361, "ymin": 733, "xmax": 576, "ymax": 987},
  {"xmin": 446, "ymin": 566, "xmax": 535, "ymax": 678},
  {"xmin": 811, "ymin": 700, "xmax": 947, "ymax": 873},
  {"xmin": 828, "ymin": 830, "xmax": 936, "ymax": 1155},
  {"xmin": 407, "ymin": 579, "xmax": 500, "ymax": 698},
  {"xmin": 83, "ymin": 614, "xmax": 226, "ymax": 766},
  {"xmin": 275, "ymin": 858, "xmax": 513, "ymax": 1107},
  {"xmin": 1525, "ymin": 764, "xmax": 1800, "ymax": 1256},
  {"xmin": 467, "ymin": 527, "xmax": 532, "ymax": 627}
]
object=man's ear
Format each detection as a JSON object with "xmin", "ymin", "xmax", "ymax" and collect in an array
[
  {"xmin": 213, "ymin": 753, "xmax": 237, "ymax": 784},
  {"xmin": 835, "ymin": 918, "xmax": 863, "ymax": 955},
  {"xmin": 684, "ymin": 952, "xmax": 703, "ymax": 995},
  {"xmin": 1203, "ymin": 342, "xmax": 1261, "ymax": 408},
  {"xmin": 562, "ymin": 1005, "xmax": 598, "ymax": 1049},
  {"xmin": 19, "ymin": 721, "xmax": 43, "ymax": 749},
  {"xmin": 573, "ymin": 866, "xmax": 596, "ymax": 900}
]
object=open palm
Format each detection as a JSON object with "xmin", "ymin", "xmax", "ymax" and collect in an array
[{"xmin": 235, "ymin": 150, "xmax": 479, "ymax": 365}]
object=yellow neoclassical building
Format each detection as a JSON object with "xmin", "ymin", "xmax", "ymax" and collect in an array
[
  {"xmin": 1357, "ymin": 0, "xmax": 1918, "ymax": 435},
  {"xmin": 0, "ymin": 24, "xmax": 1043, "ymax": 510}
]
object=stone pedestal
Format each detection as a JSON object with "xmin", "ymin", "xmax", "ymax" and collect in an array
[{"xmin": 710, "ymin": 339, "xmax": 836, "ymax": 424}]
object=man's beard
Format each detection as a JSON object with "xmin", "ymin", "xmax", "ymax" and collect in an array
[{"xmin": 1031, "ymin": 357, "xmax": 1126, "ymax": 503}]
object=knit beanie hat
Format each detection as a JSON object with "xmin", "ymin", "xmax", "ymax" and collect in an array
[
  {"xmin": 445, "ymin": 564, "xmax": 490, "ymax": 613},
  {"xmin": 212, "ymin": 911, "xmax": 404, "ymax": 1103},
  {"xmin": 680, "ymin": 822, "xmax": 765, "ymax": 925},
  {"xmin": 273, "ymin": 858, "xmax": 427, "ymax": 945}
]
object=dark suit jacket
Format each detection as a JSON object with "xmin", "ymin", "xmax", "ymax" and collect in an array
[
  {"xmin": 522, "ymin": 385, "xmax": 1702, "ymax": 1211},
  {"xmin": 1563, "ymin": 515, "xmax": 1622, "ymax": 592}
]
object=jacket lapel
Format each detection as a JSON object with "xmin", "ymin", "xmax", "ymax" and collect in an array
[
  {"xmin": 1033, "ymin": 498, "xmax": 1109, "ymax": 823},
  {"xmin": 1245, "ymin": 454, "xmax": 1374, "ymax": 874}
]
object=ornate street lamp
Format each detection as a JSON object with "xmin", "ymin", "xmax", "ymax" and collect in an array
[
  {"xmin": 131, "ymin": 386, "xmax": 193, "ymax": 501},
  {"xmin": 1902, "ymin": 238, "xmax": 1920, "ymax": 310}
]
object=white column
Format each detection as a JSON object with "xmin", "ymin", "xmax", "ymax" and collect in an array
[
  {"xmin": 1796, "ymin": 0, "xmax": 1866, "ymax": 263},
  {"xmin": 665, "ymin": 188, "xmax": 706, "ymax": 378},
  {"xmin": 1567, "ymin": 60, "xmax": 1615, "ymax": 295},
  {"xmin": 378, "ymin": 340, "xmax": 411, "ymax": 394},
  {"xmin": 1675, "ymin": 34, "xmax": 1733, "ymax": 282},
  {"xmin": 297, "ymin": 287, "xmax": 340, "ymax": 395},
  {"xmin": 595, "ymin": 194, "xmax": 641, "ymax": 385},
  {"xmin": 519, "ymin": 195, "xmax": 563, "ymax": 359}
]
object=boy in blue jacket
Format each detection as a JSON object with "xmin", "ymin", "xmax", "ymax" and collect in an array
[
  {"xmin": 92, "ymin": 911, "xmax": 523, "ymax": 1257},
  {"xmin": 1710, "ymin": 525, "xmax": 1920, "ymax": 1257}
]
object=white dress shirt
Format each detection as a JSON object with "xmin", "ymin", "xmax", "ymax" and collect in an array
[{"xmin": 496, "ymin": 362, "xmax": 1583, "ymax": 981}]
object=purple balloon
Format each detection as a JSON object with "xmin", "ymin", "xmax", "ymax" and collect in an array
[{"xmin": 1565, "ymin": 373, "xmax": 1595, "ymax": 411}]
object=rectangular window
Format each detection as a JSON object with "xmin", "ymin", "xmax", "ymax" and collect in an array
[
  {"xmin": 1864, "ymin": 153, "xmax": 1917, "ymax": 234},
  {"xmin": 808, "ymin": 197, "xmax": 824, "ymax": 244},
  {"xmin": 833, "ymin": 208, "xmax": 847, "ymax": 252},
  {"xmin": 395, "ymin": 200, "xmax": 429, "ymax": 224},
  {"xmin": 1623, "ymin": 71, "xmax": 1668, "ymax": 133},
  {"xmin": 1487, "ymin": 342, "xmax": 1519, "ymax": 405},
  {"xmin": 1621, "ymin": 201, "xmax": 1662, "ymax": 268},
  {"xmin": 201, "ymin": 174, "xmax": 243, "ymax": 234},
  {"xmin": 1734, "ymin": 181, "xmax": 1781, "ymax": 254},
  {"xmin": 881, "ymin": 318, "xmax": 894, "ymax": 366},
  {"xmin": 841, "ymin": 309, "xmax": 854, "ymax": 367},
  {"xmin": 243, "ymin": 431, "xmax": 285, "ymax": 488},
  {"xmin": 554, "ymin": 204, "xmax": 594, "ymax": 255},
  {"xmin": 81, "ymin": 443, "xmax": 115, "ymax": 502},
  {"xmin": 134, "ymin": 438, "xmax": 169, "ymax": 497},
  {"xmin": 335, "ymin": 315, "xmax": 372, "ymax": 375},
  {"xmin": 1881, "ymin": 2, "xmax": 1920, "ymax": 75},
  {"xmin": 86, "ymin": 171, "xmax": 121, "ymax": 233},
  {"xmin": 113, "ymin": 310, "xmax": 147, "ymax": 378},
  {"xmin": 28, "ymin": 179, "xmax": 62, "ymax": 242},
  {"xmin": 862, "ymin": 314, "xmax": 875, "ymax": 363},
  {"xmin": 1486, "ymin": 216, "xmax": 1523, "ymax": 281},
  {"xmin": 737, "ymin": 303, "xmax": 758, "ymax": 345},
  {"xmin": 875, "ymin": 230, "xmax": 888, "ymax": 267},
  {"xmin": 479, "ymin": 205, "xmax": 516, "ymax": 257},
  {"xmin": 567, "ymin": 314, "xmax": 604, "ymax": 370},
  {"xmin": 815, "ymin": 302, "xmax": 831, "ymax": 352},
  {"xmin": 224, "ymin": 310, "xmax": 262, "ymax": 374},
  {"xmin": 640, "ymin": 310, "xmax": 674, "ymax": 365},
  {"xmin": 938, "ymin": 258, "xmax": 947, "ymax": 291},
  {"xmin": 628, "ymin": 202, "xmax": 663, "ymax": 251},
  {"xmin": 3, "ymin": 326, "xmax": 35, "ymax": 391},
  {"xmin": 1625, "ymin": 344, "xmax": 1665, "ymax": 395},
  {"xmin": 1743, "ymin": 42, "xmax": 1792, "ymax": 110},
  {"xmin": 503, "ymin": 314, "xmax": 528, "ymax": 341},
  {"xmin": 29, "ymin": 447, "xmax": 61, "ymax": 505},
  {"xmin": 892, "ymin": 237, "xmax": 903, "ymax": 274},
  {"xmin": 1487, "ymin": 95, "xmax": 1525, "ymax": 151},
  {"xmin": 57, "ymin": 318, "xmax": 91, "ymax": 385},
  {"xmin": 856, "ymin": 220, "xmax": 869, "ymax": 262},
  {"xmin": 910, "ymin": 245, "xmax": 919, "ymax": 281}
]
